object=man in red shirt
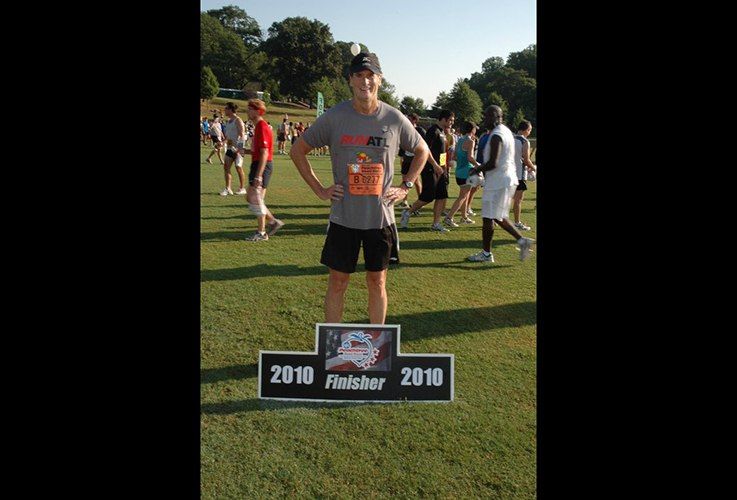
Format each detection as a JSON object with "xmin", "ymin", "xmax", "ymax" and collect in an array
[{"xmin": 243, "ymin": 99, "xmax": 284, "ymax": 241}]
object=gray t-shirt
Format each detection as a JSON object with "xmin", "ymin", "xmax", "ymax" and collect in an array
[{"xmin": 302, "ymin": 100, "xmax": 423, "ymax": 230}]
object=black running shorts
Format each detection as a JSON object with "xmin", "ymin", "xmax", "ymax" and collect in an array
[
  {"xmin": 419, "ymin": 165, "xmax": 449, "ymax": 202},
  {"xmin": 320, "ymin": 222, "xmax": 397, "ymax": 273}
]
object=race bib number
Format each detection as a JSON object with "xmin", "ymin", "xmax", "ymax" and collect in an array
[
  {"xmin": 348, "ymin": 163, "xmax": 384, "ymax": 196},
  {"xmin": 439, "ymin": 153, "xmax": 447, "ymax": 167}
]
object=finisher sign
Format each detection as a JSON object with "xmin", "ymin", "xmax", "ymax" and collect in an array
[{"xmin": 259, "ymin": 324, "xmax": 454, "ymax": 402}]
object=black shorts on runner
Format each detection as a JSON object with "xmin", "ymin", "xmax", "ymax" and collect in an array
[
  {"xmin": 210, "ymin": 135, "xmax": 221, "ymax": 144},
  {"xmin": 321, "ymin": 222, "xmax": 397, "ymax": 273},
  {"xmin": 419, "ymin": 165, "xmax": 449, "ymax": 202},
  {"xmin": 516, "ymin": 179, "xmax": 528, "ymax": 191},
  {"xmin": 249, "ymin": 161, "xmax": 273, "ymax": 187},
  {"xmin": 277, "ymin": 132, "xmax": 285, "ymax": 141},
  {"xmin": 455, "ymin": 176, "xmax": 468, "ymax": 186}
]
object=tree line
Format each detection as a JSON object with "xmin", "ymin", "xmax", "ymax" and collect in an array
[{"xmin": 201, "ymin": 5, "xmax": 536, "ymax": 129}]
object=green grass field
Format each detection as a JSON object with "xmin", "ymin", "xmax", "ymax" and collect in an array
[{"xmin": 200, "ymin": 143, "xmax": 537, "ymax": 498}]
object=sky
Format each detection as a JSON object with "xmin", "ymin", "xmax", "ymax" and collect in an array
[{"xmin": 200, "ymin": 0, "xmax": 536, "ymax": 105}]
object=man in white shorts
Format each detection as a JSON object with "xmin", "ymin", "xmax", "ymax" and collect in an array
[
  {"xmin": 467, "ymin": 105, "xmax": 535, "ymax": 263},
  {"xmin": 220, "ymin": 102, "xmax": 248, "ymax": 196}
]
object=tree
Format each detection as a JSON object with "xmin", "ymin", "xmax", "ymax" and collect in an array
[
  {"xmin": 205, "ymin": 5, "xmax": 262, "ymax": 47},
  {"xmin": 332, "ymin": 77, "xmax": 353, "ymax": 104},
  {"xmin": 201, "ymin": 13, "xmax": 263, "ymax": 89},
  {"xmin": 378, "ymin": 79, "xmax": 399, "ymax": 108},
  {"xmin": 399, "ymin": 96, "xmax": 426, "ymax": 117},
  {"xmin": 486, "ymin": 92, "xmax": 509, "ymax": 118},
  {"xmin": 508, "ymin": 108, "xmax": 526, "ymax": 131},
  {"xmin": 310, "ymin": 76, "xmax": 337, "ymax": 107},
  {"xmin": 201, "ymin": 66, "xmax": 219, "ymax": 100},
  {"xmin": 446, "ymin": 80, "xmax": 483, "ymax": 125},
  {"xmin": 506, "ymin": 44, "xmax": 536, "ymax": 79},
  {"xmin": 466, "ymin": 56, "xmax": 506, "ymax": 97},
  {"xmin": 488, "ymin": 67, "xmax": 537, "ymax": 125},
  {"xmin": 429, "ymin": 91, "xmax": 451, "ymax": 118},
  {"xmin": 262, "ymin": 17, "xmax": 343, "ymax": 101}
]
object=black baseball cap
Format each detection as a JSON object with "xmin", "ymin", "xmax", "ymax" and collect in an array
[{"xmin": 349, "ymin": 52, "xmax": 382, "ymax": 75}]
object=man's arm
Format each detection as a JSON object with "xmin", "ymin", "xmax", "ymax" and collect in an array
[
  {"xmin": 406, "ymin": 142, "xmax": 430, "ymax": 184},
  {"xmin": 384, "ymin": 142, "xmax": 430, "ymax": 204},
  {"xmin": 426, "ymin": 129, "xmax": 444, "ymax": 175},
  {"xmin": 472, "ymin": 134, "xmax": 501, "ymax": 175},
  {"xmin": 466, "ymin": 137, "xmax": 481, "ymax": 168},
  {"xmin": 522, "ymin": 141, "xmax": 536, "ymax": 172},
  {"xmin": 236, "ymin": 118, "xmax": 246, "ymax": 154},
  {"xmin": 289, "ymin": 137, "xmax": 343, "ymax": 201}
]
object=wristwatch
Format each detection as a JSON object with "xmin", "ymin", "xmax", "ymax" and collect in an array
[{"xmin": 401, "ymin": 180, "xmax": 414, "ymax": 189}]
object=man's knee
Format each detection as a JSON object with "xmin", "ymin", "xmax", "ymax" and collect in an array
[
  {"xmin": 366, "ymin": 272, "xmax": 386, "ymax": 290},
  {"xmin": 328, "ymin": 272, "xmax": 350, "ymax": 293}
]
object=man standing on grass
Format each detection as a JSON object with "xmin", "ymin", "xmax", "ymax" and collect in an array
[
  {"xmin": 397, "ymin": 112, "xmax": 426, "ymax": 208},
  {"xmin": 511, "ymin": 120, "xmax": 537, "ymax": 231},
  {"xmin": 220, "ymin": 102, "xmax": 248, "ymax": 196},
  {"xmin": 205, "ymin": 116, "xmax": 224, "ymax": 165},
  {"xmin": 399, "ymin": 110, "xmax": 455, "ymax": 233},
  {"xmin": 467, "ymin": 105, "xmax": 535, "ymax": 263},
  {"xmin": 243, "ymin": 99, "xmax": 284, "ymax": 241},
  {"xmin": 290, "ymin": 52, "xmax": 429, "ymax": 324}
]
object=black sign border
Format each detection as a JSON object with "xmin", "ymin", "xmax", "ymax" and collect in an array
[{"xmin": 258, "ymin": 323, "xmax": 454, "ymax": 403}]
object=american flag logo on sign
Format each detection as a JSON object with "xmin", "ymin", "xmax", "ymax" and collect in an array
[{"xmin": 325, "ymin": 329, "xmax": 392, "ymax": 371}]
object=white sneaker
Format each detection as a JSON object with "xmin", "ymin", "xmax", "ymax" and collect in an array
[
  {"xmin": 514, "ymin": 222, "xmax": 531, "ymax": 231},
  {"xmin": 236, "ymin": 188, "xmax": 247, "ymax": 195},
  {"xmin": 468, "ymin": 251, "xmax": 494, "ymax": 263},
  {"xmin": 517, "ymin": 237, "xmax": 535, "ymax": 261},
  {"xmin": 443, "ymin": 217, "xmax": 459, "ymax": 228},
  {"xmin": 400, "ymin": 209, "xmax": 410, "ymax": 229},
  {"xmin": 460, "ymin": 217, "xmax": 475, "ymax": 224},
  {"xmin": 466, "ymin": 209, "xmax": 475, "ymax": 216},
  {"xmin": 246, "ymin": 231, "xmax": 269, "ymax": 241},
  {"xmin": 431, "ymin": 222, "xmax": 450, "ymax": 233},
  {"xmin": 220, "ymin": 188, "xmax": 233, "ymax": 196},
  {"xmin": 266, "ymin": 219, "xmax": 284, "ymax": 236}
]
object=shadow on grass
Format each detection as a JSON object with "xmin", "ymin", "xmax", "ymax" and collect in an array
[
  {"xmin": 201, "ymin": 398, "xmax": 401, "ymax": 415},
  {"xmin": 201, "ymin": 260, "xmax": 514, "ymax": 281},
  {"xmin": 201, "ymin": 264, "xmax": 326, "ymax": 282},
  {"xmin": 200, "ymin": 231, "xmax": 248, "ymax": 241},
  {"xmin": 399, "ymin": 239, "xmax": 516, "ymax": 250},
  {"xmin": 201, "ymin": 363, "xmax": 258, "ymax": 384},
  {"xmin": 395, "ymin": 262, "xmax": 514, "ymax": 271},
  {"xmin": 389, "ymin": 301, "xmax": 536, "ymax": 341}
]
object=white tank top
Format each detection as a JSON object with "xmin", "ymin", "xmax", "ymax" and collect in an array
[
  {"xmin": 482, "ymin": 124, "xmax": 518, "ymax": 190},
  {"xmin": 210, "ymin": 122, "xmax": 222, "ymax": 139},
  {"xmin": 224, "ymin": 117, "xmax": 242, "ymax": 143}
]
